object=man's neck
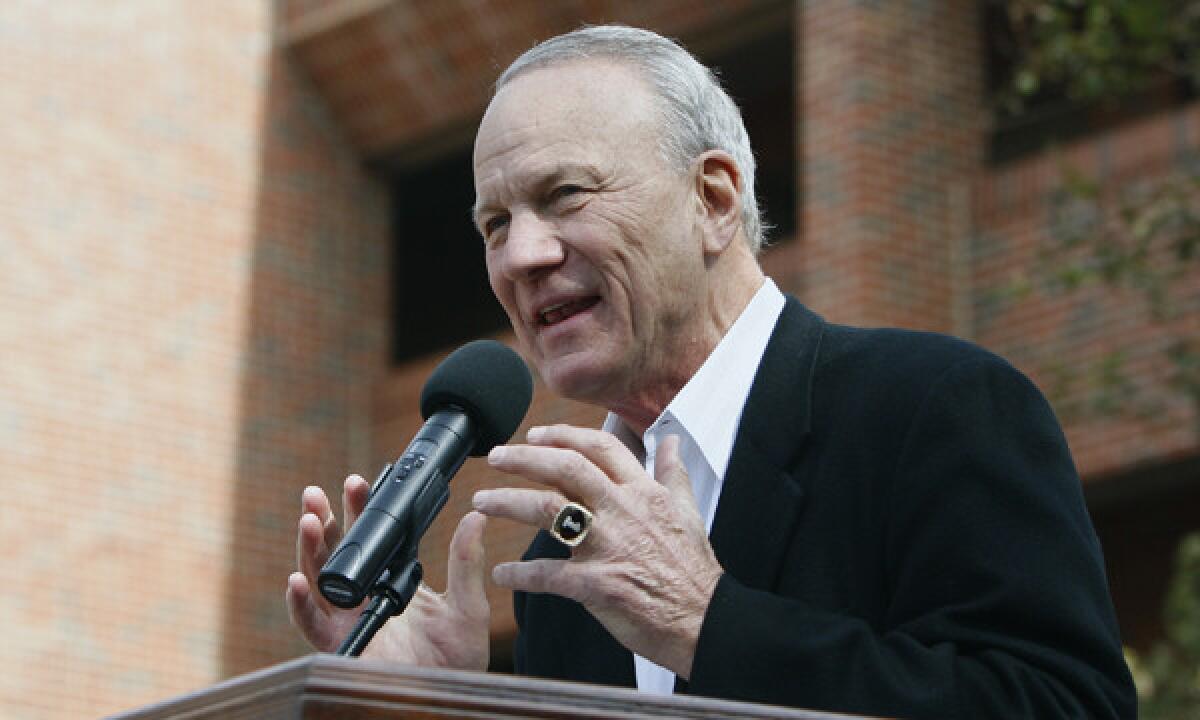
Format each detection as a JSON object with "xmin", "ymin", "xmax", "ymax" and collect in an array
[
  {"xmin": 608, "ymin": 376, "xmax": 696, "ymax": 437},
  {"xmin": 609, "ymin": 270, "xmax": 766, "ymax": 436}
]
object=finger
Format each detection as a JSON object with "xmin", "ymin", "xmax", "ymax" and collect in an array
[
  {"xmin": 487, "ymin": 443, "xmax": 610, "ymax": 506},
  {"xmin": 654, "ymin": 434, "xmax": 696, "ymax": 508},
  {"xmin": 472, "ymin": 487, "xmax": 568, "ymax": 530},
  {"xmin": 301, "ymin": 485, "xmax": 334, "ymax": 526},
  {"xmin": 492, "ymin": 558, "xmax": 588, "ymax": 602},
  {"xmin": 526, "ymin": 424, "xmax": 646, "ymax": 486},
  {"xmin": 342, "ymin": 474, "xmax": 370, "ymax": 530},
  {"xmin": 445, "ymin": 512, "xmax": 490, "ymax": 619},
  {"xmin": 300, "ymin": 485, "xmax": 340, "ymax": 556},
  {"xmin": 285, "ymin": 571, "xmax": 337, "ymax": 651},
  {"xmin": 297, "ymin": 512, "xmax": 333, "ymax": 582}
]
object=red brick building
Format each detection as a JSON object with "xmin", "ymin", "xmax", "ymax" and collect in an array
[{"xmin": 1, "ymin": 2, "xmax": 1196, "ymax": 717}]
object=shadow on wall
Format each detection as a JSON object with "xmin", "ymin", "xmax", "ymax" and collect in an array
[{"xmin": 219, "ymin": 29, "xmax": 391, "ymax": 676}]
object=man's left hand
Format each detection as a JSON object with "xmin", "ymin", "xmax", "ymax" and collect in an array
[{"xmin": 472, "ymin": 424, "xmax": 723, "ymax": 679}]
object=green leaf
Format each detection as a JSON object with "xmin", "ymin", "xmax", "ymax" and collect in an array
[{"xmin": 1016, "ymin": 68, "xmax": 1040, "ymax": 96}]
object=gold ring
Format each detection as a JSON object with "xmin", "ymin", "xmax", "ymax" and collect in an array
[{"xmin": 550, "ymin": 501, "xmax": 593, "ymax": 547}]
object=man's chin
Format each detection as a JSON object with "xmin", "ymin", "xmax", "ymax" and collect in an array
[{"xmin": 539, "ymin": 359, "xmax": 619, "ymax": 406}]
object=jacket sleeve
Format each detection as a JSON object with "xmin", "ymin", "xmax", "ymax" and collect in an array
[{"xmin": 686, "ymin": 357, "xmax": 1137, "ymax": 718}]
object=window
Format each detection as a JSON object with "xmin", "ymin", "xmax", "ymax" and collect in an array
[
  {"xmin": 389, "ymin": 146, "xmax": 508, "ymax": 363},
  {"xmin": 705, "ymin": 25, "xmax": 797, "ymax": 242}
]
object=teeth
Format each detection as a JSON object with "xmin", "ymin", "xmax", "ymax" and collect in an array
[{"xmin": 539, "ymin": 301, "xmax": 568, "ymax": 325}]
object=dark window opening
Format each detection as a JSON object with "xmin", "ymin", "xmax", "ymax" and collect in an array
[
  {"xmin": 705, "ymin": 26, "xmax": 797, "ymax": 243},
  {"xmin": 1087, "ymin": 455, "xmax": 1200, "ymax": 652},
  {"xmin": 389, "ymin": 146, "xmax": 509, "ymax": 364}
]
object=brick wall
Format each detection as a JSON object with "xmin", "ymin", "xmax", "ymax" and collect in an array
[
  {"xmin": 796, "ymin": 0, "xmax": 982, "ymax": 333},
  {"xmin": 0, "ymin": 2, "xmax": 388, "ymax": 717},
  {"xmin": 218, "ymin": 39, "xmax": 390, "ymax": 679},
  {"xmin": 3, "ymin": 1, "xmax": 1197, "ymax": 717}
]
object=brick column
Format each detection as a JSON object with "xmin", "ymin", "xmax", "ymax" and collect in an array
[{"xmin": 798, "ymin": 0, "xmax": 983, "ymax": 332}]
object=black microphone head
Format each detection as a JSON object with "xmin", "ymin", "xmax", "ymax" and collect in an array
[{"xmin": 420, "ymin": 340, "xmax": 533, "ymax": 456}]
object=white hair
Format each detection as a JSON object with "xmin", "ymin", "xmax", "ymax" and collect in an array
[{"xmin": 496, "ymin": 25, "xmax": 768, "ymax": 253}]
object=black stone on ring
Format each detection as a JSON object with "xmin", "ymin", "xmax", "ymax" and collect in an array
[{"xmin": 551, "ymin": 501, "xmax": 593, "ymax": 547}]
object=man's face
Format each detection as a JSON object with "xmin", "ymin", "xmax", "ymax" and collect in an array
[{"xmin": 473, "ymin": 61, "xmax": 707, "ymax": 407}]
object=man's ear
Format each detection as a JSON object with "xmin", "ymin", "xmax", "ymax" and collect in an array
[{"xmin": 693, "ymin": 150, "xmax": 744, "ymax": 256}]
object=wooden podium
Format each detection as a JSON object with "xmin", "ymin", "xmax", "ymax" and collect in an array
[{"xmin": 108, "ymin": 654, "xmax": 866, "ymax": 719}]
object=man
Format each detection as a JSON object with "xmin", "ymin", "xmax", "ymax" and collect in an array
[{"xmin": 287, "ymin": 25, "xmax": 1136, "ymax": 718}]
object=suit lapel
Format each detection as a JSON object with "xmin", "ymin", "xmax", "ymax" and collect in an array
[{"xmin": 709, "ymin": 298, "xmax": 824, "ymax": 591}]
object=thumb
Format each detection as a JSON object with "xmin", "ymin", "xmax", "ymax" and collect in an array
[
  {"xmin": 445, "ymin": 511, "xmax": 490, "ymax": 619},
  {"xmin": 655, "ymin": 434, "xmax": 696, "ymax": 508}
]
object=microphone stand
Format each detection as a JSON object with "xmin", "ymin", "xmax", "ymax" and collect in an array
[{"xmin": 336, "ymin": 548, "xmax": 423, "ymax": 657}]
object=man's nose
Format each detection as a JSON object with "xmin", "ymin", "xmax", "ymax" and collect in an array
[{"xmin": 500, "ymin": 210, "xmax": 564, "ymax": 279}]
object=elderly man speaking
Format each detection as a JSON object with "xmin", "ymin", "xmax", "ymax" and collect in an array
[{"xmin": 286, "ymin": 25, "xmax": 1136, "ymax": 719}]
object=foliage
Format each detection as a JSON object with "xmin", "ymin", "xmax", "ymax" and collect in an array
[
  {"xmin": 1037, "ymin": 163, "xmax": 1200, "ymax": 427},
  {"xmin": 1125, "ymin": 532, "xmax": 1200, "ymax": 719},
  {"xmin": 991, "ymin": 0, "xmax": 1200, "ymax": 118}
]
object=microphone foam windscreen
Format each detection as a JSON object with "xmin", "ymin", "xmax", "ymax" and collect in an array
[{"xmin": 420, "ymin": 339, "xmax": 534, "ymax": 456}]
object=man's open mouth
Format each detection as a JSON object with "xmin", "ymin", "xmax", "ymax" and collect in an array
[{"xmin": 538, "ymin": 297, "xmax": 600, "ymax": 326}]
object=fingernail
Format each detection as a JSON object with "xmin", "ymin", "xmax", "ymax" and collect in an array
[
  {"xmin": 526, "ymin": 426, "xmax": 546, "ymax": 442},
  {"xmin": 472, "ymin": 490, "xmax": 492, "ymax": 509},
  {"xmin": 492, "ymin": 563, "xmax": 513, "ymax": 586},
  {"xmin": 488, "ymin": 446, "xmax": 507, "ymax": 464}
]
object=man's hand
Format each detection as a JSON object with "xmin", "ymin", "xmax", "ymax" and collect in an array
[
  {"xmin": 284, "ymin": 476, "xmax": 491, "ymax": 670},
  {"xmin": 473, "ymin": 425, "xmax": 723, "ymax": 679}
]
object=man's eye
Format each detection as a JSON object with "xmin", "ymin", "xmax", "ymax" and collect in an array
[
  {"xmin": 552, "ymin": 185, "xmax": 584, "ymax": 201},
  {"xmin": 484, "ymin": 214, "xmax": 509, "ymax": 238}
]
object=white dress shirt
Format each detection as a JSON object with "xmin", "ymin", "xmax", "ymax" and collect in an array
[{"xmin": 600, "ymin": 277, "xmax": 786, "ymax": 695}]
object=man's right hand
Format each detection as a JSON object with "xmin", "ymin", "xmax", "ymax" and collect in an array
[{"xmin": 284, "ymin": 476, "xmax": 491, "ymax": 670}]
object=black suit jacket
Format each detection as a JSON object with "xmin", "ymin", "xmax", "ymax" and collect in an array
[{"xmin": 513, "ymin": 298, "xmax": 1136, "ymax": 718}]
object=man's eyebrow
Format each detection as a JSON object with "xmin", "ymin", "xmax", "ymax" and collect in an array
[
  {"xmin": 470, "ymin": 195, "xmax": 504, "ymax": 230},
  {"xmin": 547, "ymin": 163, "xmax": 604, "ymax": 186}
]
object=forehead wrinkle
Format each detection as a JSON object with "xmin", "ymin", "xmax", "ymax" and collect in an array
[{"xmin": 473, "ymin": 62, "xmax": 660, "ymax": 225}]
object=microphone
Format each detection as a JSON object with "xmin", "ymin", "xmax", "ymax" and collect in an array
[{"xmin": 318, "ymin": 339, "xmax": 533, "ymax": 609}]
